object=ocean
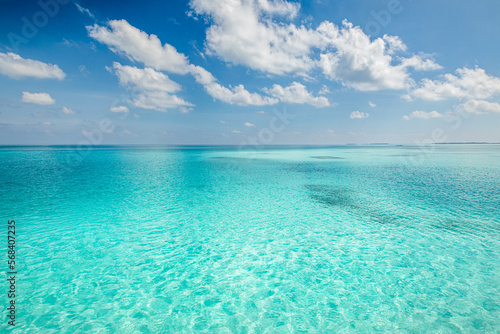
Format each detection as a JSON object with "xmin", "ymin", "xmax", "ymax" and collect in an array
[{"xmin": 1, "ymin": 144, "xmax": 499, "ymax": 332}]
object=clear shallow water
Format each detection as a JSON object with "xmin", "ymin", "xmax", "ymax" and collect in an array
[{"xmin": 1, "ymin": 145, "xmax": 499, "ymax": 333}]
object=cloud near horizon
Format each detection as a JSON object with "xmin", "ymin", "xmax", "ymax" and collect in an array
[
  {"xmin": 461, "ymin": 99, "xmax": 500, "ymax": 114},
  {"xmin": 403, "ymin": 110, "xmax": 443, "ymax": 120},
  {"xmin": 406, "ymin": 67, "xmax": 500, "ymax": 101}
]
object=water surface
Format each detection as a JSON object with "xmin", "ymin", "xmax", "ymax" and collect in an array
[{"xmin": 1, "ymin": 145, "xmax": 499, "ymax": 333}]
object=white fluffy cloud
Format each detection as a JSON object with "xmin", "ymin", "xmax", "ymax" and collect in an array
[
  {"xmin": 90, "ymin": 21, "xmax": 277, "ymax": 107},
  {"xmin": 0, "ymin": 52, "xmax": 65, "ymax": 80},
  {"xmin": 205, "ymin": 83, "xmax": 277, "ymax": 106},
  {"xmin": 399, "ymin": 54, "xmax": 443, "ymax": 71},
  {"xmin": 244, "ymin": 122, "xmax": 255, "ymax": 127},
  {"xmin": 403, "ymin": 110, "xmax": 443, "ymax": 120},
  {"xmin": 87, "ymin": 20, "xmax": 190, "ymax": 74},
  {"xmin": 461, "ymin": 100, "xmax": 500, "ymax": 115},
  {"xmin": 263, "ymin": 82, "xmax": 330, "ymax": 107},
  {"xmin": 189, "ymin": 0, "xmax": 317, "ymax": 76},
  {"xmin": 189, "ymin": 0, "xmax": 440, "ymax": 91},
  {"xmin": 131, "ymin": 91, "xmax": 193, "ymax": 112},
  {"xmin": 405, "ymin": 67, "xmax": 500, "ymax": 119},
  {"xmin": 190, "ymin": 65, "xmax": 278, "ymax": 106},
  {"xmin": 109, "ymin": 106, "xmax": 129, "ymax": 113},
  {"xmin": 111, "ymin": 62, "xmax": 181, "ymax": 93},
  {"xmin": 109, "ymin": 62, "xmax": 190, "ymax": 111},
  {"xmin": 350, "ymin": 111, "xmax": 369, "ymax": 119},
  {"xmin": 91, "ymin": 17, "xmax": 417, "ymax": 107},
  {"xmin": 407, "ymin": 67, "xmax": 500, "ymax": 101},
  {"xmin": 318, "ymin": 22, "xmax": 412, "ymax": 91},
  {"xmin": 21, "ymin": 92, "xmax": 56, "ymax": 105}
]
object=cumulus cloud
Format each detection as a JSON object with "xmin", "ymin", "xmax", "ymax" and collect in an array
[
  {"xmin": 263, "ymin": 82, "xmax": 330, "ymax": 107},
  {"xmin": 0, "ymin": 52, "xmax": 65, "ymax": 80},
  {"xmin": 189, "ymin": 0, "xmax": 440, "ymax": 90},
  {"xmin": 111, "ymin": 62, "xmax": 181, "ymax": 93},
  {"xmin": 130, "ymin": 91, "xmax": 193, "ymax": 112},
  {"xmin": 368, "ymin": 101, "xmax": 376, "ymax": 107},
  {"xmin": 383, "ymin": 35, "xmax": 407, "ymax": 54},
  {"xmin": 21, "ymin": 92, "xmax": 56, "ymax": 105},
  {"xmin": 318, "ymin": 22, "xmax": 409, "ymax": 91},
  {"xmin": 399, "ymin": 54, "xmax": 443, "ymax": 71},
  {"xmin": 189, "ymin": 0, "xmax": 318, "ymax": 76},
  {"xmin": 317, "ymin": 25, "xmax": 440, "ymax": 91},
  {"xmin": 109, "ymin": 62, "xmax": 190, "ymax": 111},
  {"xmin": 92, "ymin": 17, "xmax": 413, "ymax": 107},
  {"xmin": 190, "ymin": 65, "xmax": 278, "ymax": 106},
  {"xmin": 206, "ymin": 83, "xmax": 277, "ymax": 106},
  {"xmin": 350, "ymin": 111, "xmax": 369, "ymax": 119},
  {"xmin": 61, "ymin": 106, "xmax": 77, "ymax": 114},
  {"xmin": 87, "ymin": 20, "xmax": 190, "ymax": 74},
  {"xmin": 90, "ymin": 20, "xmax": 277, "ymax": 107},
  {"xmin": 460, "ymin": 100, "xmax": 500, "ymax": 115},
  {"xmin": 402, "ymin": 110, "xmax": 443, "ymax": 120},
  {"xmin": 407, "ymin": 67, "xmax": 500, "ymax": 101},
  {"xmin": 109, "ymin": 105, "xmax": 129, "ymax": 113},
  {"xmin": 244, "ymin": 122, "xmax": 255, "ymax": 127}
]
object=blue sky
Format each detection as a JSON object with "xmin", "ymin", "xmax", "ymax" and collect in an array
[{"xmin": 1, "ymin": 0, "xmax": 500, "ymax": 145}]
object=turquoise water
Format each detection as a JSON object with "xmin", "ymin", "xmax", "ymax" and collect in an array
[{"xmin": 1, "ymin": 145, "xmax": 499, "ymax": 333}]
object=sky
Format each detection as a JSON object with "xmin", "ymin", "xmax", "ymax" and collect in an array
[{"xmin": 1, "ymin": 0, "xmax": 500, "ymax": 145}]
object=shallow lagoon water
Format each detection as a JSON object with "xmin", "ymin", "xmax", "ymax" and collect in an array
[{"xmin": 1, "ymin": 145, "xmax": 499, "ymax": 333}]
